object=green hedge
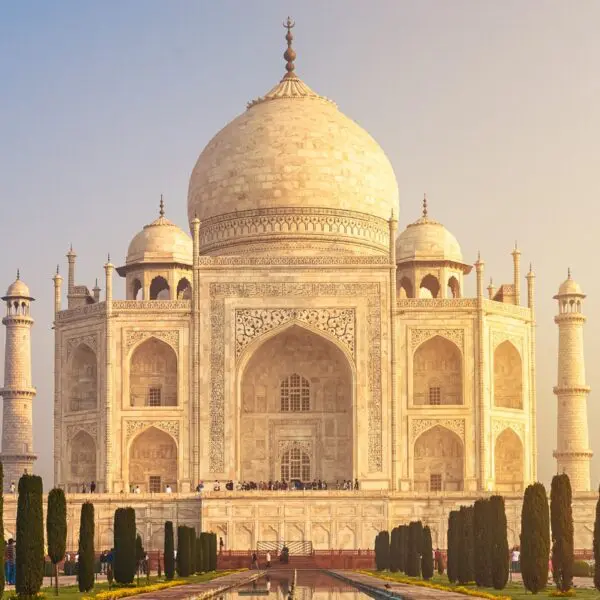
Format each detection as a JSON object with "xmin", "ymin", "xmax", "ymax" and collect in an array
[{"xmin": 164, "ymin": 521, "xmax": 175, "ymax": 580}]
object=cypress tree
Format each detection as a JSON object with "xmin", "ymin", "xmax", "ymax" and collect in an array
[
  {"xmin": 473, "ymin": 498, "xmax": 492, "ymax": 587},
  {"xmin": 177, "ymin": 526, "xmax": 190, "ymax": 576},
  {"xmin": 114, "ymin": 507, "xmax": 137, "ymax": 584},
  {"xmin": 209, "ymin": 533, "xmax": 217, "ymax": 571},
  {"xmin": 458, "ymin": 505, "xmax": 474, "ymax": 585},
  {"xmin": 374, "ymin": 531, "xmax": 390, "ymax": 570},
  {"xmin": 551, "ymin": 473, "xmax": 574, "ymax": 592},
  {"xmin": 406, "ymin": 521, "xmax": 423, "ymax": 577},
  {"xmin": 447, "ymin": 510, "xmax": 459, "ymax": 584},
  {"xmin": 188, "ymin": 529, "xmax": 196, "ymax": 575},
  {"xmin": 47, "ymin": 488, "xmax": 67, "ymax": 596},
  {"xmin": 520, "ymin": 482, "xmax": 550, "ymax": 594},
  {"xmin": 490, "ymin": 495, "xmax": 509, "ymax": 590},
  {"xmin": 164, "ymin": 521, "xmax": 175, "ymax": 580},
  {"xmin": 421, "ymin": 526, "xmax": 434, "ymax": 580},
  {"xmin": 135, "ymin": 534, "xmax": 145, "ymax": 584},
  {"xmin": 594, "ymin": 487, "xmax": 600, "ymax": 591},
  {"xmin": 0, "ymin": 463, "xmax": 4, "ymax": 598},
  {"xmin": 16, "ymin": 474, "xmax": 44, "ymax": 597},
  {"xmin": 398, "ymin": 525, "xmax": 408, "ymax": 573},
  {"xmin": 389, "ymin": 527, "xmax": 400, "ymax": 572},
  {"xmin": 78, "ymin": 502, "xmax": 95, "ymax": 592},
  {"xmin": 199, "ymin": 532, "xmax": 209, "ymax": 572},
  {"xmin": 195, "ymin": 536, "xmax": 203, "ymax": 573}
]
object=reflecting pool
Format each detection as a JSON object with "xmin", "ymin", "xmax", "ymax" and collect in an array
[{"xmin": 222, "ymin": 571, "xmax": 388, "ymax": 600}]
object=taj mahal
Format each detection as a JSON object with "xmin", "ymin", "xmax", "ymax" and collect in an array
[{"xmin": 0, "ymin": 22, "xmax": 596, "ymax": 552}]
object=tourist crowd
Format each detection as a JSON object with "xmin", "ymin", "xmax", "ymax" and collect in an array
[{"xmin": 199, "ymin": 478, "xmax": 360, "ymax": 492}]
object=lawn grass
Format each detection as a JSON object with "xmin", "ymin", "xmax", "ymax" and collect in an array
[
  {"xmin": 37, "ymin": 570, "xmax": 234, "ymax": 599},
  {"xmin": 359, "ymin": 570, "xmax": 600, "ymax": 599}
]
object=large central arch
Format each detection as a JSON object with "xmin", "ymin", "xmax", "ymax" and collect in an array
[{"xmin": 238, "ymin": 324, "xmax": 354, "ymax": 485}]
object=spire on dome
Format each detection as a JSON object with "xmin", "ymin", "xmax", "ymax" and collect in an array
[
  {"xmin": 16, "ymin": 269, "xmax": 20, "ymax": 281},
  {"xmin": 159, "ymin": 194, "xmax": 165, "ymax": 217},
  {"xmin": 568, "ymin": 267, "xmax": 572, "ymax": 279},
  {"xmin": 422, "ymin": 194, "xmax": 428, "ymax": 218},
  {"xmin": 283, "ymin": 17, "xmax": 296, "ymax": 79}
]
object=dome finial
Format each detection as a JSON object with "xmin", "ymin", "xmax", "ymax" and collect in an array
[
  {"xmin": 159, "ymin": 194, "xmax": 165, "ymax": 217},
  {"xmin": 282, "ymin": 17, "xmax": 296, "ymax": 79},
  {"xmin": 16, "ymin": 269, "xmax": 20, "ymax": 281},
  {"xmin": 568, "ymin": 267, "xmax": 571, "ymax": 279},
  {"xmin": 422, "ymin": 194, "xmax": 428, "ymax": 218}
]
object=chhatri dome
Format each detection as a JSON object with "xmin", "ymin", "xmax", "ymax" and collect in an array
[
  {"xmin": 556, "ymin": 268, "xmax": 585, "ymax": 297},
  {"xmin": 395, "ymin": 196, "xmax": 464, "ymax": 264},
  {"xmin": 187, "ymin": 19, "xmax": 399, "ymax": 256},
  {"xmin": 3, "ymin": 270, "xmax": 33, "ymax": 300},
  {"xmin": 126, "ymin": 196, "xmax": 192, "ymax": 267}
]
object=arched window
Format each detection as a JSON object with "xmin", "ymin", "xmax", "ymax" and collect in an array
[
  {"xmin": 69, "ymin": 344, "xmax": 98, "ymax": 412},
  {"xmin": 448, "ymin": 276, "xmax": 460, "ymax": 298},
  {"xmin": 176, "ymin": 278, "xmax": 192, "ymax": 300},
  {"xmin": 130, "ymin": 338, "xmax": 177, "ymax": 407},
  {"xmin": 493, "ymin": 341, "xmax": 523, "ymax": 409},
  {"xmin": 132, "ymin": 279, "xmax": 142, "ymax": 300},
  {"xmin": 398, "ymin": 277, "xmax": 413, "ymax": 299},
  {"xmin": 280, "ymin": 373, "xmax": 310, "ymax": 412},
  {"xmin": 149, "ymin": 276, "xmax": 170, "ymax": 300},
  {"xmin": 281, "ymin": 446, "xmax": 311, "ymax": 482},
  {"xmin": 419, "ymin": 274, "xmax": 440, "ymax": 298}
]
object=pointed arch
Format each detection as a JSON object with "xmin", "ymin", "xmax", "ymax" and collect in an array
[
  {"xmin": 130, "ymin": 337, "xmax": 177, "ymax": 407},
  {"xmin": 420, "ymin": 274, "xmax": 440, "ymax": 298},
  {"xmin": 239, "ymin": 323, "xmax": 353, "ymax": 484},
  {"xmin": 398, "ymin": 276, "xmax": 413, "ymax": 299},
  {"xmin": 494, "ymin": 428, "xmax": 524, "ymax": 491},
  {"xmin": 68, "ymin": 343, "xmax": 97, "ymax": 412},
  {"xmin": 413, "ymin": 335, "xmax": 463, "ymax": 405},
  {"xmin": 70, "ymin": 430, "xmax": 96, "ymax": 484},
  {"xmin": 129, "ymin": 426, "xmax": 178, "ymax": 492},
  {"xmin": 149, "ymin": 276, "xmax": 170, "ymax": 300},
  {"xmin": 176, "ymin": 277, "xmax": 192, "ymax": 300},
  {"xmin": 448, "ymin": 276, "xmax": 460, "ymax": 298},
  {"xmin": 131, "ymin": 278, "xmax": 142, "ymax": 300},
  {"xmin": 494, "ymin": 341, "xmax": 523, "ymax": 409},
  {"xmin": 413, "ymin": 425, "xmax": 464, "ymax": 492}
]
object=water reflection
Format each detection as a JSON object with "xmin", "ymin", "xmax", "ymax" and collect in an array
[{"xmin": 222, "ymin": 571, "xmax": 377, "ymax": 600}]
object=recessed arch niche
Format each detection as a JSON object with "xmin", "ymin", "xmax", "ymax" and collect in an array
[
  {"xmin": 494, "ymin": 341, "xmax": 523, "ymax": 409},
  {"xmin": 129, "ymin": 338, "xmax": 177, "ymax": 407},
  {"xmin": 494, "ymin": 428, "xmax": 524, "ymax": 491},
  {"xmin": 128, "ymin": 426, "xmax": 178, "ymax": 492},
  {"xmin": 239, "ymin": 324, "xmax": 353, "ymax": 485},
  {"xmin": 68, "ymin": 344, "xmax": 98, "ymax": 412},
  {"xmin": 70, "ymin": 430, "xmax": 96, "ymax": 485}
]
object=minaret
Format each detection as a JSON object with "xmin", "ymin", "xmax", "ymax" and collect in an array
[
  {"xmin": 553, "ymin": 269, "xmax": 592, "ymax": 491},
  {"xmin": 1, "ymin": 272, "xmax": 37, "ymax": 488}
]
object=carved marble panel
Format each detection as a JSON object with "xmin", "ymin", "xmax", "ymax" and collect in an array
[
  {"xmin": 67, "ymin": 422, "xmax": 98, "ymax": 441},
  {"xmin": 491, "ymin": 330, "xmax": 523, "ymax": 352},
  {"xmin": 66, "ymin": 334, "xmax": 98, "ymax": 360},
  {"xmin": 125, "ymin": 420, "xmax": 180, "ymax": 442},
  {"xmin": 209, "ymin": 282, "xmax": 382, "ymax": 473},
  {"xmin": 411, "ymin": 418, "xmax": 465, "ymax": 441},
  {"xmin": 492, "ymin": 419, "xmax": 525, "ymax": 442},
  {"xmin": 410, "ymin": 328, "xmax": 464, "ymax": 352},
  {"xmin": 125, "ymin": 330, "xmax": 179, "ymax": 354},
  {"xmin": 235, "ymin": 308, "xmax": 355, "ymax": 358}
]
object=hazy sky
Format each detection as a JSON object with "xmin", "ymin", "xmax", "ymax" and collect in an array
[{"xmin": 1, "ymin": 1, "xmax": 599, "ymax": 489}]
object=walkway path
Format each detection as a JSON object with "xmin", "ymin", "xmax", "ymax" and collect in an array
[
  {"xmin": 133, "ymin": 570, "xmax": 264, "ymax": 600},
  {"xmin": 328, "ymin": 570, "xmax": 476, "ymax": 600}
]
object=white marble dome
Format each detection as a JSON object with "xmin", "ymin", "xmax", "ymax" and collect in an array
[
  {"xmin": 127, "ymin": 204, "xmax": 192, "ymax": 266},
  {"xmin": 4, "ymin": 274, "xmax": 32, "ymax": 299},
  {"xmin": 396, "ymin": 209, "xmax": 463, "ymax": 264},
  {"xmin": 187, "ymin": 69, "xmax": 398, "ymax": 255},
  {"xmin": 557, "ymin": 271, "xmax": 584, "ymax": 296}
]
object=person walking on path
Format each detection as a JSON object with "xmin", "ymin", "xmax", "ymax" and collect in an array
[
  {"xmin": 251, "ymin": 551, "xmax": 259, "ymax": 570},
  {"xmin": 265, "ymin": 551, "xmax": 271, "ymax": 569},
  {"xmin": 5, "ymin": 538, "xmax": 16, "ymax": 585}
]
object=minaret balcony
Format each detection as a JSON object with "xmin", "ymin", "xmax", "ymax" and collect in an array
[
  {"xmin": 0, "ymin": 386, "xmax": 36, "ymax": 397},
  {"xmin": 552, "ymin": 385, "xmax": 591, "ymax": 395}
]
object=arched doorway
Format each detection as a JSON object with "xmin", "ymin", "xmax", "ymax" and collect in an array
[
  {"xmin": 414, "ymin": 425, "xmax": 464, "ymax": 492},
  {"xmin": 240, "ymin": 324, "xmax": 353, "ymax": 485},
  {"xmin": 70, "ymin": 431, "xmax": 96, "ymax": 488},
  {"xmin": 130, "ymin": 338, "xmax": 177, "ymax": 407},
  {"xmin": 494, "ymin": 428, "xmax": 524, "ymax": 491},
  {"xmin": 413, "ymin": 336, "xmax": 462, "ymax": 405},
  {"xmin": 494, "ymin": 341, "xmax": 523, "ymax": 409},
  {"xmin": 129, "ymin": 427, "xmax": 178, "ymax": 492},
  {"xmin": 68, "ymin": 344, "xmax": 97, "ymax": 412}
]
